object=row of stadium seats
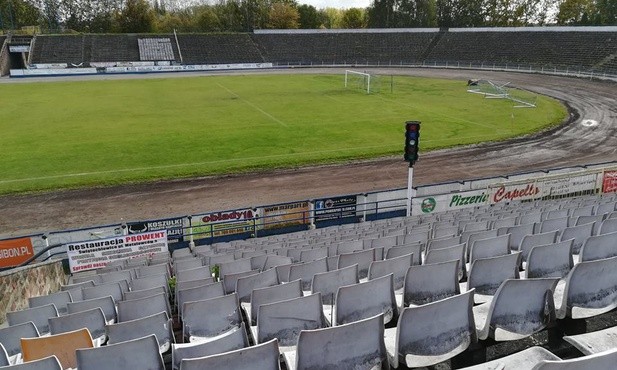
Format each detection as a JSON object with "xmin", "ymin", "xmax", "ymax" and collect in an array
[{"xmin": 26, "ymin": 30, "xmax": 617, "ymax": 75}]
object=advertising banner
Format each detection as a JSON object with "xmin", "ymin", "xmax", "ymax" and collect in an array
[
  {"xmin": 412, "ymin": 189, "xmax": 489, "ymax": 215},
  {"xmin": 0, "ymin": 237, "xmax": 35, "ymax": 268},
  {"xmin": 542, "ymin": 174, "xmax": 597, "ymax": 197},
  {"xmin": 490, "ymin": 182, "xmax": 541, "ymax": 204},
  {"xmin": 260, "ymin": 202, "xmax": 309, "ymax": 229},
  {"xmin": 191, "ymin": 209, "xmax": 258, "ymax": 239},
  {"xmin": 602, "ymin": 171, "xmax": 617, "ymax": 193},
  {"xmin": 127, "ymin": 217, "xmax": 184, "ymax": 242},
  {"xmin": 66, "ymin": 231, "xmax": 168, "ymax": 273},
  {"xmin": 314, "ymin": 196, "xmax": 357, "ymax": 221}
]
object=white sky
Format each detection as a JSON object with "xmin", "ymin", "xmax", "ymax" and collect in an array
[{"xmin": 298, "ymin": 0, "xmax": 372, "ymax": 9}]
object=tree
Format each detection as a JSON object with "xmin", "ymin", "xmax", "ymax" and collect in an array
[
  {"xmin": 396, "ymin": 0, "xmax": 437, "ymax": 27},
  {"xmin": 266, "ymin": 1, "xmax": 299, "ymax": 29},
  {"xmin": 595, "ymin": 0, "xmax": 617, "ymax": 24},
  {"xmin": 557, "ymin": 0, "xmax": 595, "ymax": 24},
  {"xmin": 195, "ymin": 5, "xmax": 222, "ymax": 31},
  {"xmin": 297, "ymin": 3, "xmax": 319, "ymax": 28},
  {"xmin": 340, "ymin": 7, "xmax": 366, "ymax": 28},
  {"xmin": 115, "ymin": 0, "xmax": 155, "ymax": 32},
  {"xmin": 318, "ymin": 7, "xmax": 342, "ymax": 28},
  {"xmin": 367, "ymin": 0, "xmax": 396, "ymax": 28}
]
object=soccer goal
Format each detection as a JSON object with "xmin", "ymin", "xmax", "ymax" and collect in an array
[
  {"xmin": 467, "ymin": 79, "xmax": 536, "ymax": 108},
  {"xmin": 345, "ymin": 70, "xmax": 375, "ymax": 94}
]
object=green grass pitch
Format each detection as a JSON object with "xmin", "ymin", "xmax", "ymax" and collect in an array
[{"xmin": 0, "ymin": 74, "xmax": 567, "ymax": 194}]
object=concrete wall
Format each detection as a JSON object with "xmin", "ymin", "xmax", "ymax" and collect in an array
[{"xmin": 0, "ymin": 260, "xmax": 67, "ymax": 326}]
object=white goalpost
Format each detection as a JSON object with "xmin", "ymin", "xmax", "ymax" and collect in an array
[{"xmin": 345, "ymin": 70, "xmax": 372, "ymax": 94}]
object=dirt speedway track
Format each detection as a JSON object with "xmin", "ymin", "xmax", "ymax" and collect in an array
[{"xmin": 0, "ymin": 68, "xmax": 616, "ymax": 237}]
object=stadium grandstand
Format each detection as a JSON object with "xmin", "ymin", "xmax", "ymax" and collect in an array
[{"xmin": 2, "ymin": 25, "xmax": 617, "ymax": 370}]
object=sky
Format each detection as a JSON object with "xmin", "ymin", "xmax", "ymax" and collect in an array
[{"xmin": 298, "ymin": 0, "xmax": 372, "ymax": 9}]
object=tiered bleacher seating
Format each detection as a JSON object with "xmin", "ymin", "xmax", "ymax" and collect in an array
[
  {"xmin": 176, "ymin": 34, "xmax": 264, "ymax": 65},
  {"xmin": 30, "ymin": 35, "xmax": 85, "ymax": 65},
  {"xmin": 138, "ymin": 38, "xmax": 175, "ymax": 61},
  {"xmin": 3, "ymin": 193, "xmax": 617, "ymax": 368}
]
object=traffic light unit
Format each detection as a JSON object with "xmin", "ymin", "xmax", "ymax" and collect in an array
[{"xmin": 404, "ymin": 121, "xmax": 421, "ymax": 165}]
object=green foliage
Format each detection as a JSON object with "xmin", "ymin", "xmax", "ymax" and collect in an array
[
  {"xmin": 341, "ymin": 8, "xmax": 366, "ymax": 28},
  {"xmin": 168, "ymin": 276, "xmax": 176, "ymax": 292},
  {"xmin": 210, "ymin": 265, "xmax": 219, "ymax": 281},
  {"xmin": 114, "ymin": 0, "xmax": 154, "ymax": 33},
  {"xmin": 0, "ymin": 74, "xmax": 566, "ymax": 194},
  {"xmin": 297, "ymin": 4, "xmax": 320, "ymax": 28},
  {"xmin": 267, "ymin": 2, "xmax": 299, "ymax": 29}
]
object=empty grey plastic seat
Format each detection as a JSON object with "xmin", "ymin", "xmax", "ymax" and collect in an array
[
  {"xmin": 371, "ymin": 236, "xmax": 398, "ymax": 249},
  {"xmin": 219, "ymin": 258, "xmax": 252, "ymax": 279},
  {"xmin": 28, "ymin": 291, "xmax": 73, "ymax": 316},
  {"xmin": 599, "ymin": 218, "xmax": 617, "ymax": 234},
  {"xmin": 6, "ymin": 304, "xmax": 58, "ymax": 335},
  {"xmin": 311, "ymin": 264, "xmax": 358, "ymax": 305},
  {"xmin": 386, "ymin": 243, "xmax": 422, "ymax": 265},
  {"xmin": 249, "ymin": 280, "xmax": 303, "ymax": 326},
  {"xmin": 505, "ymin": 223, "xmax": 536, "ymax": 250},
  {"xmin": 384, "ymin": 290, "xmax": 476, "ymax": 368},
  {"xmin": 131, "ymin": 274, "xmax": 169, "ymax": 295},
  {"xmin": 426, "ymin": 235, "xmax": 461, "ymax": 252},
  {"xmin": 464, "ymin": 229, "xmax": 498, "ymax": 251},
  {"xmin": 99, "ymin": 270, "xmax": 133, "ymax": 285},
  {"xmin": 299, "ymin": 248, "xmax": 328, "ymax": 263},
  {"xmin": 177, "ymin": 281, "xmax": 225, "ymax": 318},
  {"xmin": 71, "ymin": 274, "xmax": 102, "ymax": 285},
  {"xmin": 596, "ymin": 201, "xmax": 617, "ymax": 215},
  {"xmin": 0, "ymin": 355, "xmax": 62, "ymax": 370},
  {"xmin": 424, "ymin": 243, "xmax": 466, "ymax": 280},
  {"xmin": 526, "ymin": 239, "xmax": 574, "ymax": 279},
  {"xmin": 283, "ymin": 313, "xmax": 388, "ymax": 370},
  {"xmin": 458, "ymin": 346, "xmax": 559, "ymax": 369},
  {"xmin": 174, "ymin": 258, "xmax": 203, "ymax": 274},
  {"xmin": 0, "ymin": 344, "xmax": 7, "ymax": 367},
  {"xmin": 564, "ymin": 326, "xmax": 617, "ymax": 355},
  {"xmin": 76, "ymin": 334, "xmax": 164, "ymax": 370},
  {"xmin": 492, "ymin": 216, "xmax": 517, "ymax": 230},
  {"xmin": 262, "ymin": 255, "xmax": 293, "ymax": 271},
  {"xmin": 82, "ymin": 282, "xmax": 124, "ymax": 302},
  {"xmin": 432, "ymin": 225, "xmax": 459, "ymax": 239},
  {"xmin": 559, "ymin": 222, "xmax": 594, "ymax": 253},
  {"xmin": 579, "ymin": 230, "xmax": 617, "ymax": 262},
  {"xmin": 399, "ymin": 230, "xmax": 429, "ymax": 246},
  {"xmin": 530, "ymin": 348, "xmax": 617, "ymax": 369},
  {"xmin": 519, "ymin": 212, "xmax": 541, "ymax": 226},
  {"xmin": 336, "ymin": 240, "xmax": 364, "ymax": 255},
  {"xmin": 222, "ymin": 270, "xmax": 259, "ymax": 294},
  {"xmin": 474, "ymin": 278, "xmax": 559, "ymax": 341},
  {"xmin": 172, "ymin": 323, "xmax": 249, "ymax": 370},
  {"xmin": 518, "ymin": 231, "xmax": 559, "ymax": 261},
  {"xmin": 402, "ymin": 260, "xmax": 460, "ymax": 307},
  {"xmin": 368, "ymin": 253, "xmax": 413, "ymax": 290},
  {"xmin": 107, "ymin": 311, "xmax": 174, "ymax": 353},
  {"xmin": 289, "ymin": 257, "xmax": 328, "ymax": 291},
  {"xmin": 183, "ymin": 293, "xmax": 242, "ymax": 343},
  {"xmin": 335, "ymin": 274, "xmax": 398, "ymax": 326},
  {"xmin": 0, "ymin": 321, "xmax": 39, "ymax": 365},
  {"xmin": 253, "ymin": 293, "xmax": 327, "ymax": 352},
  {"xmin": 176, "ymin": 266, "xmax": 212, "ymax": 283},
  {"xmin": 179, "ymin": 338, "xmax": 281, "ymax": 370},
  {"xmin": 136, "ymin": 264, "xmax": 170, "ymax": 279},
  {"xmin": 469, "ymin": 234, "xmax": 511, "ymax": 265},
  {"xmin": 338, "ymin": 248, "xmax": 375, "ymax": 279},
  {"xmin": 67, "ymin": 295, "xmax": 117, "ymax": 324},
  {"xmin": 49, "ymin": 308, "xmax": 107, "ymax": 346},
  {"xmin": 124, "ymin": 286, "xmax": 167, "ymax": 301},
  {"xmin": 555, "ymin": 255, "xmax": 617, "ymax": 319},
  {"xmin": 175, "ymin": 277, "xmax": 215, "ymax": 298},
  {"xmin": 466, "ymin": 253, "xmax": 521, "ymax": 304},
  {"xmin": 275, "ymin": 263, "xmax": 292, "ymax": 283},
  {"xmin": 117, "ymin": 292, "xmax": 170, "ymax": 322},
  {"xmin": 235, "ymin": 268, "xmax": 278, "ymax": 303},
  {"xmin": 60, "ymin": 280, "xmax": 94, "ymax": 292},
  {"xmin": 173, "ymin": 248, "xmax": 193, "ymax": 259}
]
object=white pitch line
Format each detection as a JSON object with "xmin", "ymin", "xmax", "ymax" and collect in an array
[{"xmin": 216, "ymin": 83, "xmax": 288, "ymax": 128}]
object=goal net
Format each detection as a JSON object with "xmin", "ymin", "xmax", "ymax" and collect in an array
[
  {"xmin": 344, "ymin": 70, "xmax": 381, "ymax": 94},
  {"xmin": 467, "ymin": 79, "xmax": 536, "ymax": 108}
]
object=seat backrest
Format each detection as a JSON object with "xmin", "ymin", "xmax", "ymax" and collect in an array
[
  {"xmin": 82, "ymin": 282, "xmax": 123, "ymax": 302},
  {"xmin": 426, "ymin": 235, "xmax": 461, "ymax": 252},
  {"xmin": 21, "ymin": 327, "xmax": 94, "ymax": 369},
  {"xmin": 179, "ymin": 338, "xmax": 280, "ymax": 370},
  {"xmin": 176, "ymin": 266, "xmax": 213, "ymax": 283},
  {"xmin": 289, "ymin": 257, "xmax": 328, "ymax": 291},
  {"xmin": 403, "ymin": 260, "xmax": 460, "ymax": 307},
  {"xmin": 311, "ymin": 264, "xmax": 358, "ymax": 305},
  {"xmin": 399, "ymin": 230, "xmax": 429, "ymax": 246},
  {"xmin": 531, "ymin": 348, "xmax": 617, "ymax": 370},
  {"xmin": 71, "ymin": 274, "xmax": 102, "ymax": 285},
  {"xmin": 124, "ymin": 286, "xmax": 167, "ymax": 301},
  {"xmin": 131, "ymin": 274, "xmax": 169, "ymax": 294},
  {"xmin": 466, "ymin": 230, "xmax": 500, "ymax": 252},
  {"xmin": 250, "ymin": 280, "xmax": 303, "ymax": 326},
  {"xmin": 492, "ymin": 216, "xmax": 517, "ymax": 230},
  {"xmin": 560, "ymin": 222, "xmax": 595, "ymax": 253},
  {"xmin": 394, "ymin": 290, "xmax": 476, "ymax": 368},
  {"xmin": 467, "ymin": 253, "xmax": 521, "ymax": 300},
  {"xmin": 0, "ymin": 343, "xmax": 8, "ymax": 367},
  {"xmin": 540, "ymin": 216, "xmax": 569, "ymax": 234},
  {"xmin": 505, "ymin": 223, "xmax": 536, "ymax": 250},
  {"xmin": 99, "ymin": 270, "xmax": 133, "ymax": 284},
  {"xmin": 335, "ymin": 274, "xmax": 397, "ymax": 326},
  {"xmin": 424, "ymin": 243, "xmax": 466, "ymax": 280},
  {"xmin": 336, "ymin": 240, "xmax": 364, "ymax": 255},
  {"xmin": 518, "ymin": 230, "xmax": 559, "ymax": 261},
  {"xmin": 117, "ymin": 292, "xmax": 170, "ymax": 322},
  {"xmin": 171, "ymin": 323, "xmax": 249, "ymax": 370},
  {"xmin": 49, "ymin": 308, "xmax": 106, "ymax": 344},
  {"xmin": 478, "ymin": 278, "xmax": 559, "ymax": 341},
  {"xmin": 136, "ymin": 264, "xmax": 170, "ymax": 279},
  {"xmin": 175, "ymin": 277, "xmax": 215, "ymax": 296},
  {"xmin": 599, "ymin": 218, "xmax": 617, "ymax": 235},
  {"xmin": 173, "ymin": 258, "xmax": 203, "ymax": 274},
  {"xmin": 469, "ymin": 234, "xmax": 511, "ymax": 264},
  {"xmin": 527, "ymin": 239, "xmax": 574, "ymax": 279},
  {"xmin": 0, "ymin": 321, "xmax": 39, "ymax": 361},
  {"xmin": 0, "ymin": 355, "xmax": 62, "ymax": 370},
  {"xmin": 257, "ymin": 293, "xmax": 326, "ymax": 346},
  {"xmin": 235, "ymin": 268, "xmax": 278, "ymax": 303},
  {"xmin": 294, "ymin": 313, "xmax": 388, "ymax": 370},
  {"xmin": 177, "ymin": 282, "xmax": 225, "ymax": 318},
  {"xmin": 579, "ymin": 230, "xmax": 617, "ymax": 262},
  {"xmin": 67, "ymin": 295, "xmax": 116, "ymax": 323},
  {"xmin": 7, "ymin": 304, "xmax": 58, "ymax": 335},
  {"xmin": 368, "ymin": 253, "xmax": 412, "ymax": 290},
  {"xmin": 219, "ymin": 258, "xmax": 252, "ymax": 279},
  {"xmin": 299, "ymin": 248, "xmax": 329, "ymax": 263},
  {"xmin": 29, "ymin": 291, "xmax": 72, "ymax": 316},
  {"xmin": 107, "ymin": 311, "xmax": 173, "ymax": 353},
  {"xmin": 337, "ymin": 249, "xmax": 375, "ymax": 280},
  {"xmin": 262, "ymin": 255, "xmax": 293, "ymax": 271},
  {"xmin": 432, "ymin": 225, "xmax": 459, "ymax": 239},
  {"xmin": 183, "ymin": 293, "xmax": 242, "ymax": 342},
  {"xmin": 386, "ymin": 243, "xmax": 422, "ymax": 265},
  {"xmin": 76, "ymin": 334, "xmax": 164, "ymax": 370},
  {"xmin": 370, "ymin": 236, "xmax": 398, "ymax": 249},
  {"xmin": 558, "ymin": 255, "xmax": 617, "ymax": 319},
  {"xmin": 60, "ymin": 280, "xmax": 95, "ymax": 292}
]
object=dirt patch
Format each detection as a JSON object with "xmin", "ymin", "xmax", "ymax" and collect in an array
[{"xmin": 1, "ymin": 68, "xmax": 616, "ymax": 238}]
